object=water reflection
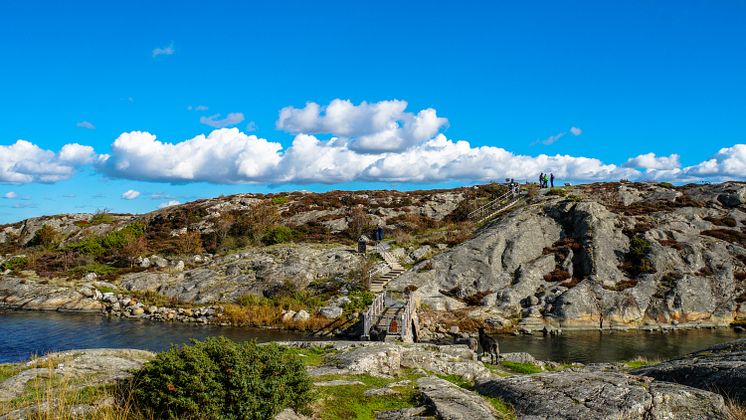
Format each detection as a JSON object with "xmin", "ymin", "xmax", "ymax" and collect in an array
[{"xmin": 1, "ymin": 311, "xmax": 742, "ymax": 364}]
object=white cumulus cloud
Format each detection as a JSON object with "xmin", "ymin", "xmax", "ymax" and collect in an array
[
  {"xmin": 200, "ymin": 112, "xmax": 245, "ymax": 128},
  {"xmin": 4, "ymin": 191, "xmax": 17, "ymax": 199},
  {"xmin": 158, "ymin": 200, "xmax": 181, "ymax": 209},
  {"xmin": 98, "ymin": 128, "xmax": 283, "ymax": 183},
  {"xmin": 679, "ymin": 144, "xmax": 746, "ymax": 180},
  {"xmin": 569, "ymin": 126, "xmax": 583, "ymax": 136},
  {"xmin": 624, "ymin": 153, "xmax": 681, "ymax": 170},
  {"xmin": 121, "ymin": 189, "xmax": 141, "ymax": 200},
  {"xmin": 0, "ymin": 140, "xmax": 95, "ymax": 183},
  {"xmin": 97, "ymin": 128, "xmax": 639, "ymax": 185},
  {"xmin": 277, "ymin": 99, "xmax": 448, "ymax": 153}
]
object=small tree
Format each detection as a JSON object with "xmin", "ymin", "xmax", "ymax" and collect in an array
[
  {"xmin": 28, "ymin": 225, "xmax": 61, "ymax": 250},
  {"xmin": 121, "ymin": 236, "xmax": 149, "ymax": 267},
  {"xmin": 174, "ymin": 231, "xmax": 203, "ymax": 256},
  {"xmin": 348, "ymin": 206, "xmax": 371, "ymax": 240}
]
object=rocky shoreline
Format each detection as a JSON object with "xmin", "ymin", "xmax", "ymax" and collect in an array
[{"xmin": 2, "ymin": 338, "xmax": 744, "ymax": 419}]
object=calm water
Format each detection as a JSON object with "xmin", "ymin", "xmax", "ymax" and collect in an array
[{"xmin": 0, "ymin": 311, "xmax": 742, "ymax": 364}]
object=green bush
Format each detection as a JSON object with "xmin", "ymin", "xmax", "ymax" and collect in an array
[
  {"xmin": 70, "ymin": 262, "xmax": 118, "ymax": 277},
  {"xmin": 67, "ymin": 222, "xmax": 145, "ymax": 256},
  {"xmin": 262, "ymin": 226, "xmax": 296, "ymax": 245},
  {"xmin": 342, "ymin": 290, "xmax": 375, "ymax": 312},
  {"xmin": 624, "ymin": 236, "xmax": 656, "ymax": 276},
  {"xmin": 129, "ymin": 337, "xmax": 313, "ymax": 419}
]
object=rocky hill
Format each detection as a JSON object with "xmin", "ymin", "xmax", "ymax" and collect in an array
[{"xmin": 1, "ymin": 181, "xmax": 746, "ymax": 334}]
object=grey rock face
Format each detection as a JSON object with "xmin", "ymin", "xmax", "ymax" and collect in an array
[
  {"xmin": 0, "ymin": 277, "xmax": 102, "ymax": 312},
  {"xmin": 417, "ymin": 376, "xmax": 497, "ymax": 420},
  {"xmin": 632, "ymin": 338, "xmax": 746, "ymax": 403},
  {"xmin": 390, "ymin": 182, "xmax": 746, "ymax": 331},
  {"xmin": 476, "ymin": 369, "xmax": 727, "ymax": 419},
  {"xmin": 318, "ymin": 306, "xmax": 343, "ymax": 319},
  {"xmin": 331, "ymin": 345, "xmax": 401, "ymax": 377}
]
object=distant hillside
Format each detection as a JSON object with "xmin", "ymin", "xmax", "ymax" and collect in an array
[{"xmin": 2, "ymin": 181, "xmax": 746, "ymax": 335}]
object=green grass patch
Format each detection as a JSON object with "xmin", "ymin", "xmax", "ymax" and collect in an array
[
  {"xmin": 499, "ymin": 361, "xmax": 543, "ymax": 374},
  {"xmin": 623, "ymin": 357, "xmax": 660, "ymax": 369},
  {"xmin": 283, "ymin": 346, "xmax": 336, "ymax": 367},
  {"xmin": 437, "ymin": 374, "xmax": 474, "ymax": 390},
  {"xmin": 485, "ymin": 395, "xmax": 517, "ymax": 419},
  {"xmin": 313, "ymin": 374, "xmax": 422, "ymax": 420},
  {"xmin": 0, "ymin": 363, "xmax": 25, "ymax": 382}
]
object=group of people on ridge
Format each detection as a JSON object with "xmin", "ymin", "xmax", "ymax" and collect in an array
[{"xmin": 539, "ymin": 172, "xmax": 555, "ymax": 188}]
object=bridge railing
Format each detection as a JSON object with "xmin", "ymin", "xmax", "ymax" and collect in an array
[
  {"xmin": 399, "ymin": 294, "xmax": 417, "ymax": 342},
  {"xmin": 468, "ymin": 190, "xmax": 513, "ymax": 220},
  {"xmin": 361, "ymin": 292, "xmax": 386, "ymax": 339}
]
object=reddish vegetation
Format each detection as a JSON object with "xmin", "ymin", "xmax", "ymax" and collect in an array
[
  {"xmin": 658, "ymin": 239, "xmax": 685, "ymax": 250},
  {"xmin": 544, "ymin": 269, "xmax": 572, "ymax": 282},
  {"xmin": 701, "ymin": 229, "xmax": 746, "ymax": 247}
]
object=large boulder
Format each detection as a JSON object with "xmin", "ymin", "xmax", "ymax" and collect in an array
[
  {"xmin": 633, "ymin": 338, "xmax": 746, "ymax": 403},
  {"xmin": 476, "ymin": 369, "xmax": 728, "ymax": 419},
  {"xmin": 417, "ymin": 376, "xmax": 497, "ymax": 420}
]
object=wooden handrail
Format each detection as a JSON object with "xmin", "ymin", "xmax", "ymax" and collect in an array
[{"xmin": 468, "ymin": 191, "xmax": 513, "ymax": 219}]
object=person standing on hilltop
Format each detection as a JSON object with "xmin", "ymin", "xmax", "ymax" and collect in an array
[
  {"xmin": 539, "ymin": 172, "xmax": 545, "ymax": 188},
  {"xmin": 550, "ymin": 173, "xmax": 555, "ymax": 188}
]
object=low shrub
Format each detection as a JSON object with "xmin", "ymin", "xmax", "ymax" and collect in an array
[
  {"xmin": 70, "ymin": 261, "xmax": 118, "ymax": 277},
  {"xmin": 546, "ymin": 188, "xmax": 567, "ymax": 197},
  {"xmin": 262, "ymin": 226, "xmax": 297, "ymax": 245},
  {"xmin": 621, "ymin": 236, "xmax": 656, "ymax": 277},
  {"xmin": 90, "ymin": 212, "xmax": 115, "ymax": 225},
  {"xmin": 270, "ymin": 196, "xmax": 288, "ymax": 205},
  {"xmin": 129, "ymin": 337, "xmax": 313, "ymax": 419},
  {"xmin": 1, "ymin": 256, "xmax": 28, "ymax": 272}
]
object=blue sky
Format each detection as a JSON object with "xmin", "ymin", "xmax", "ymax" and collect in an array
[{"xmin": 0, "ymin": 1, "xmax": 745, "ymax": 223}]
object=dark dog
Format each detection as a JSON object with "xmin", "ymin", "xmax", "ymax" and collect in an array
[
  {"xmin": 478, "ymin": 327, "xmax": 500, "ymax": 364},
  {"xmin": 369, "ymin": 325, "xmax": 387, "ymax": 342}
]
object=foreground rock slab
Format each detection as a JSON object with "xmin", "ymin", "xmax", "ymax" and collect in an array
[
  {"xmin": 417, "ymin": 376, "xmax": 497, "ymax": 420},
  {"xmin": 0, "ymin": 348, "xmax": 154, "ymax": 419},
  {"xmin": 476, "ymin": 369, "xmax": 728, "ymax": 419},
  {"xmin": 633, "ymin": 338, "xmax": 746, "ymax": 403}
]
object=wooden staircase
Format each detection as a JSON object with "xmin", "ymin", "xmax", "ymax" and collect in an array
[
  {"xmin": 368, "ymin": 244, "xmax": 405, "ymax": 293},
  {"xmin": 468, "ymin": 187, "xmax": 523, "ymax": 225}
]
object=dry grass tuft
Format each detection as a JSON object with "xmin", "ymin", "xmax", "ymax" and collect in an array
[{"xmin": 725, "ymin": 399, "xmax": 746, "ymax": 420}]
